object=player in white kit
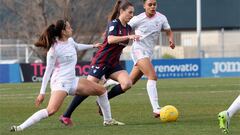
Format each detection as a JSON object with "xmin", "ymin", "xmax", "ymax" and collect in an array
[
  {"xmin": 104, "ymin": 0, "xmax": 175, "ymax": 118},
  {"xmin": 10, "ymin": 19, "xmax": 124, "ymax": 132}
]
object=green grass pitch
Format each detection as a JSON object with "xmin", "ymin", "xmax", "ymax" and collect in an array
[{"xmin": 0, "ymin": 78, "xmax": 239, "ymax": 135}]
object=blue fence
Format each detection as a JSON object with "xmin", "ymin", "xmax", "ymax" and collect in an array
[{"xmin": 0, "ymin": 58, "xmax": 239, "ymax": 83}]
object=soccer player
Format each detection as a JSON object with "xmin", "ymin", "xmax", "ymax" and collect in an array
[
  {"xmin": 218, "ymin": 95, "xmax": 240, "ymax": 134},
  {"xmin": 10, "ymin": 19, "xmax": 124, "ymax": 132},
  {"xmin": 59, "ymin": 0, "xmax": 140, "ymax": 126},
  {"xmin": 104, "ymin": 0, "xmax": 175, "ymax": 118}
]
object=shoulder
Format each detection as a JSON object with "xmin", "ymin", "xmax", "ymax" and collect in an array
[
  {"xmin": 156, "ymin": 12, "xmax": 167, "ymax": 20},
  {"xmin": 68, "ymin": 37, "xmax": 75, "ymax": 43},
  {"xmin": 132, "ymin": 12, "xmax": 146, "ymax": 20},
  {"xmin": 108, "ymin": 19, "xmax": 120, "ymax": 32},
  {"xmin": 109, "ymin": 19, "xmax": 120, "ymax": 26},
  {"xmin": 47, "ymin": 47, "xmax": 56, "ymax": 57}
]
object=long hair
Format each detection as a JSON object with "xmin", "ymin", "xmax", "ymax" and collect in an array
[
  {"xmin": 108, "ymin": 0, "xmax": 133, "ymax": 22},
  {"xmin": 35, "ymin": 19, "xmax": 67, "ymax": 50}
]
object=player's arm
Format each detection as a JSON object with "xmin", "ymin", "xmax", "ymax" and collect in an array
[
  {"xmin": 162, "ymin": 16, "xmax": 175, "ymax": 49},
  {"xmin": 70, "ymin": 38, "xmax": 100, "ymax": 51},
  {"xmin": 108, "ymin": 35, "xmax": 138, "ymax": 44},
  {"xmin": 35, "ymin": 49, "xmax": 56, "ymax": 107},
  {"xmin": 164, "ymin": 29, "xmax": 175, "ymax": 49},
  {"xmin": 107, "ymin": 21, "xmax": 140, "ymax": 44}
]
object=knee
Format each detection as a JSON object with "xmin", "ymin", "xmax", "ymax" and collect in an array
[
  {"xmin": 96, "ymin": 86, "xmax": 106, "ymax": 96},
  {"xmin": 47, "ymin": 108, "xmax": 58, "ymax": 116},
  {"xmin": 147, "ymin": 75, "xmax": 157, "ymax": 80},
  {"xmin": 120, "ymin": 80, "xmax": 132, "ymax": 91}
]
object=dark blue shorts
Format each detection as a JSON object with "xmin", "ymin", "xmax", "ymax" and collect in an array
[{"xmin": 88, "ymin": 64, "xmax": 123, "ymax": 79}]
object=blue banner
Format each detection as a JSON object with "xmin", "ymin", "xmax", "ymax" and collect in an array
[
  {"xmin": 153, "ymin": 59, "xmax": 201, "ymax": 78},
  {"xmin": 125, "ymin": 59, "xmax": 201, "ymax": 79},
  {"xmin": 201, "ymin": 58, "xmax": 240, "ymax": 77},
  {"xmin": 0, "ymin": 64, "xmax": 21, "ymax": 83}
]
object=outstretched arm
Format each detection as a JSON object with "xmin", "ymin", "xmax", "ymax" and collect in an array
[{"xmin": 71, "ymin": 38, "xmax": 100, "ymax": 51}]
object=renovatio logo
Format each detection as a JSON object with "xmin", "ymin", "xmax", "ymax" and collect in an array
[{"xmin": 153, "ymin": 59, "xmax": 201, "ymax": 78}]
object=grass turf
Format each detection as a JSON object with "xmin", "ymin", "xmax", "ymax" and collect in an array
[{"xmin": 0, "ymin": 78, "xmax": 239, "ymax": 135}]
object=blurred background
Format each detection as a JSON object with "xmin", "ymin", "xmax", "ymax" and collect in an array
[{"xmin": 0, "ymin": 0, "xmax": 239, "ymax": 83}]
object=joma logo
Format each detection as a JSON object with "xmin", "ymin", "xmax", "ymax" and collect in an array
[{"xmin": 212, "ymin": 62, "xmax": 240, "ymax": 74}]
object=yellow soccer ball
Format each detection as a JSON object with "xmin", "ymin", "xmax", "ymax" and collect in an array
[{"xmin": 160, "ymin": 105, "xmax": 179, "ymax": 122}]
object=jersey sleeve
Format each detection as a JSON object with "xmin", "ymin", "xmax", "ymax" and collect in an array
[
  {"xmin": 69, "ymin": 37, "xmax": 94, "ymax": 51},
  {"xmin": 107, "ymin": 20, "xmax": 118, "ymax": 36},
  {"xmin": 39, "ymin": 48, "xmax": 56, "ymax": 94},
  {"xmin": 128, "ymin": 16, "xmax": 139, "ymax": 29},
  {"xmin": 162, "ymin": 16, "xmax": 171, "ymax": 30}
]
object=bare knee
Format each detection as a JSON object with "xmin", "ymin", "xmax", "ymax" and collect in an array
[
  {"xmin": 120, "ymin": 80, "xmax": 132, "ymax": 91},
  {"xmin": 96, "ymin": 88, "xmax": 106, "ymax": 96},
  {"xmin": 47, "ymin": 108, "xmax": 59, "ymax": 116}
]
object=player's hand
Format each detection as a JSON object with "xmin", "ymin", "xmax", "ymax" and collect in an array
[
  {"xmin": 128, "ymin": 35, "xmax": 141, "ymax": 41},
  {"xmin": 93, "ymin": 43, "xmax": 102, "ymax": 48},
  {"xmin": 169, "ymin": 40, "xmax": 175, "ymax": 49},
  {"xmin": 35, "ymin": 94, "xmax": 45, "ymax": 108}
]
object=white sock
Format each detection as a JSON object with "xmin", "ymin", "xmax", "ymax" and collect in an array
[
  {"xmin": 104, "ymin": 79, "xmax": 119, "ymax": 89},
  {"xmin": 97, "ymin": 91, "xmax": 112, "ymax": 121},
  {"xmin": 18, "ymin": 109, "xmax": 48, "ymax": 130},
  {"xmin": 147, "ymin": 80, "xmax": 160, "ymax": 113},
  {"xmin": 227, "ymin": 95, "xmax": 240, "ymax": 118}
]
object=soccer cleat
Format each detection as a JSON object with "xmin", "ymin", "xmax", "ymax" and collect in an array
[
  {"xmin": 218, "ymin": 111, "xmax": 230, "ymax": 134},
  {"xmin": 59, "ymin": 115, "xmax": 73, "ymax": 126},
  {"xmin": 153, "ymin": 112, "xmax": 160, "ymax": 118},
  {"xmin": 104, "ymin": 79, "xmax": 119, "ymax": 90},
  {"xmin": 103, "ymin": 119, "xmax": 125, "ymax": 126},
  {"xmin": 10, "ymin": 126, "xmax": 22, "ymax": 132},
  {"xmin": 153, "ymin": 108, "xmax": 161, "ymax": 118}
]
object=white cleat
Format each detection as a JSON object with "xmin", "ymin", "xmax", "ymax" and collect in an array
[
  {"xmin": 103, "ymin": 119, "xmax": 125, "ymax": 126},
  {"xmin": 104, "ymin": 79, "xmax": 119, "ymax": 90},
  {"xmin": 10, "ymin": 126, "xmax": 22, "ymax": 132}
]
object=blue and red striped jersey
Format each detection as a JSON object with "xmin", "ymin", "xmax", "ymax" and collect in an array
[{"xmin": 91, "ymin": 19, "xmax": 132, "ymax": 67}]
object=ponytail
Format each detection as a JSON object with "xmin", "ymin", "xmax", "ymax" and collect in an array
[
  {"xmin": 35, "ymin": 19, "xmax": 67, "ymax": 50},
  {"xmin": 108, "ymin": 0, "xmax": 133, "ymax": 22},
  {"xmin": 108, "ymin": 0, "xmax": 122, "ymax": 21},
  {"xmin": 35, "ymin": 24, "xmax": 56, "ymax": 50}
]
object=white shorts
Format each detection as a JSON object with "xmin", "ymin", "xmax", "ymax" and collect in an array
[
  {"xmin": 50, "ymin": 77, "xmax": 79, "ymax": 96},
  {"xmin": 131, "ymin": 49, "xmax": 152, "ymax": 65}
]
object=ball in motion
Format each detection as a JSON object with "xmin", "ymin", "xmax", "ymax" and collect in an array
[{"xmin": 160, "ymin": 105, "xmax": 179, "ymax": 122}]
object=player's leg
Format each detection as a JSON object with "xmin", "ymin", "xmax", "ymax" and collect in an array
[
  {"xmin": 218, "ymin": 95, "xmax": 240, "ymax": 134},
  {"xmin": 11, "ymin": 91, "xmax": 67, "ymax": 132},
  {"xmin": 227, "ymin": 95, "xmax": 240, "ymax": 118},
  {"xmin": 107, "ymin": 70, "xmax": 132, "ymax": 99},
  {"xmin": 76, "ymin": 77, "xmax": 124, "ymax": 126},
  {"xmin": 136, "ymin": 57, "xmax": 160, "ymax": 117},
  {"xmin": 59, "ymin": 95, "xmax": 88, "ymax": 126},
  {"xmin": 104, "ymin": 65, "xmax": 143, "ymax": 98},
  {"xmin": 129, "ymin": 65, "xmax": 143, "ymax": 85},
  {"xmin": 60, "ymin": 66, "xmax": 105, "ymax": 125}
]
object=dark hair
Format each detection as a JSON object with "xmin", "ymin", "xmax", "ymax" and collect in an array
[
  {"xmin": 35, "ymin": 19, "xmax": 67, "ymax": 50},
  {"xmin": 143, "ymin": 0, "xmax": 146, "ymax": 3},
  {"xmin": 108, "ymin": 0, "xmax": 133, "ymax": 21}
]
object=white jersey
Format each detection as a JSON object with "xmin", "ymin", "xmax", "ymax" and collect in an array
[
  {"xmin": 128, "ymin": 12, "xmax": 171, "ymax": 54},
  {"xmin": 40, "ymin": 37, "xmax": 94, "ymax": 94}
]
